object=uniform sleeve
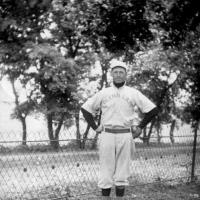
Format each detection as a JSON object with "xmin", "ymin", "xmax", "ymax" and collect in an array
[
  {"xmin": 134, "ymin": 89, "xmax": 156, "ymax": 113},
  {"xmin": 81, "ymin": 108, "xmax": 98, "ymax": 130},
  {"xmin": 81, "ymin": 91, "xmax": 103, "ymax": 115},
  {"xmin": 138, "ymin": 107, "xmax": 158, "ymax": 129}
]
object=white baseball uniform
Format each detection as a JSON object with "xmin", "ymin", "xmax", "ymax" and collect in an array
[{"xmin": 82, "ymin": 84, "xmax": 156, "ymax": 189}]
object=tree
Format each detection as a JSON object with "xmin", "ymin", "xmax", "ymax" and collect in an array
[
  {"xmin": 0, "ymin": 0, "xmax": 52, "ymax": 144},
  {"xmin": 50, "ymin": 0, "xmax": 98, "ymax": 147},
  {"xmin": 85, "ymin": 0, "xmax": 154, "ymax": 53},
  {"xmin": 10, "ymin": 94, "xmax": 35, "ymax": 146},
  {"xmin": 0, "ymin": 43, "xmax": 34, "ymax": 145},
  {"xmin": 160, "ymin": 0, "xmax": 200, "ymax": 127},
  {"xmin": 128, "ymin": 47, "xmax": 184, "ymax": 144},
  {"xmin": 25, "ymin": 42, "xmax": 77, "ymax": 149},
  {"xmin": 160, "ymin": 0, "xmax": 200, "ymax": 47},
  {"xmin": 1, "ymin": 0, "xmax": 89, "ymax": 149}
]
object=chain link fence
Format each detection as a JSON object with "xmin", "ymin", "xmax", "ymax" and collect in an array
[{"xmin": 0, "ymin": 130, "xmax": 199, "ymax": 200}]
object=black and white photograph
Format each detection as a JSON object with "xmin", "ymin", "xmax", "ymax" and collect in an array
[{"xmin": 0, "ymin": 0, "xmax": 199, "ymax": 199}]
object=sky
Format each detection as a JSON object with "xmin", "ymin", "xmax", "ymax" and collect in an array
[
  {"xmin": 0, "ymin": 76, "xmax": 27, "ymax": 101},
  {"xmin": 1, "ymin": 77, "xmax": 14, "ymax": 97}
]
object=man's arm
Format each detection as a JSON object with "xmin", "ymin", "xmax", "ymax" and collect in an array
[
  {"xmin": 81, "ymin": 90, "xmax": 103, "ymax": 132},
  {"xmin": 81, "ymin": 108, "xmax": 98, "ymax": 130},
  {"xmin": 138, "ymin": 107, "xmax": 158, "ymax": 129},
  {"xmin": 132, "ymin": 107, "xmax": 158, "ymax": 139}
]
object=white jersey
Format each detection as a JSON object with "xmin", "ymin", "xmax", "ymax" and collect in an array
[{"xmin": 82, "ymin": 84, "xmax": 156, "ymax": 128}]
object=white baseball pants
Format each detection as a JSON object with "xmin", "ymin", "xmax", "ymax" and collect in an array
[{"xmin": 98, "ymin": 132, "xmax": 135, "ymax": 189}]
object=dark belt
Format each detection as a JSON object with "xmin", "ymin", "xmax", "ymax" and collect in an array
[{"xmin": 104, "ymin": 128, "xmax": 131, "ymax": 133}]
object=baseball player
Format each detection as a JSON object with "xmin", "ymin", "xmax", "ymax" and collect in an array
[{"xmin": 81, "ymin": 60, "xmax": 158, "ymax": 199}]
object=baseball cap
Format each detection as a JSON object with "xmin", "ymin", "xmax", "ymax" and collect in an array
[{"xmin": 110, "ymin": 60, "xmax": 127, "ymax": 71}]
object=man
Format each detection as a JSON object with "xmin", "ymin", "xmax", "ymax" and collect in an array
[{"xmin": 81, "ymin": 60, "xmax": 158, "ymax": 199}]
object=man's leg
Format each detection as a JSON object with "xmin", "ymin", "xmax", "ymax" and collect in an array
[
  {"xmin": 98, "ymin": 132, "xmax": 116, "ymax": 195},
  {"xmin": 115, "ymin": 185, "xmax": 125, "ymax": 196},
  {"xmin": 102, "ymin": 188, "xmax": 111, "ymax": 196},
  {"xmin": 114, "ymin": 133, "xmax": 132, "ymax": 197}
]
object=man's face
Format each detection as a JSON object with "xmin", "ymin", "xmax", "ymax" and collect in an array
[{"xmin": 111, "ymin": 66, "xmax": 127, "ymax": 83}]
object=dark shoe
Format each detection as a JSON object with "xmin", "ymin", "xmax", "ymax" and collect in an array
[
  {"xmin": 102, "ymin": 188, "xmax": 111, "ymax": 196},
  {"xmin": 115, "ymin": 186, "xmax": 125, "ymax": 197}
]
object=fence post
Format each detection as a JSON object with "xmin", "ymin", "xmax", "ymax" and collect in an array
[{"xmin": 191, "ymin": 121, "xmax": 199, "ymax": 182}]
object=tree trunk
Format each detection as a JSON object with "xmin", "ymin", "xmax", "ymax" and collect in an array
[
  {"xmin": 142, "ymin": 127, "xmax": 149, "ymax": 144},
  {"xmin": 21, "ymin": 117, "xmax": 27, "ymax": 146},
  {"xmin": 191, "ymin": 120, "xmax": 199, "ymax": 182},
  {"xmin": 10, "ymin": 78, "xmax": 28, "ymax": 146},
  {"xmin": 47, "ymin": 113, "xmax": 56, "ymax": 148},
  {"xmin": 146, "ymin": 120, "xmax": 155, "ymax": 144},
  {"xmin": 157, "ymin": 125, "xmax": 162, "ymax": 143},
  {"xmin": 169, "ymin": 119, "xmax": 176, "ymax": 144},
  {"xmin": 54, "ymin": 113, "xmax": 65, "ymax": 150},
  {"xmin": 154, "ymin": 119, "xmax": 162, "ymax": 143},
  {"xmin": 47, "ymin": 111, "xmax": 65, "ymax": 150},
  {"xmin": 100, "ymin": 64, "xmax": 108, "ymax": 89},
  {"xmin": 75, "ymin": 111, "xmax": 81, "ymax": 148},
  {"xmin": 82, "ymin": 124, "xmax": 90, "ymax": 149}
]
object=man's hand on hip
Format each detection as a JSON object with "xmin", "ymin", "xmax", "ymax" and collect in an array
[
  {"xmin": 131, "ymin": 126, "xmax": 142, "ymax": 139},
  {"xmin": 95, "ymin": 124, "xmax": 103, "ymax": 133}
]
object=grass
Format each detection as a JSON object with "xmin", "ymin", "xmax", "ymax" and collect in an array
[
  {"xmin": 0, "ymin": 140, "xmax": 198, "ymax": 154},
  {"xmin": 0, "ymin": 141, "xmax": 199, "ymax": 199}
]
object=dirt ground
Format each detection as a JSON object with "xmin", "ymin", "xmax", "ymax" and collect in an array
[
  {"xmin": 124, "ymin": 182, "xmax": 200, "ymax": 200},
  {"xmin": 73, "ymin": 181, "xmax": 200, "ymax": 200}
]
